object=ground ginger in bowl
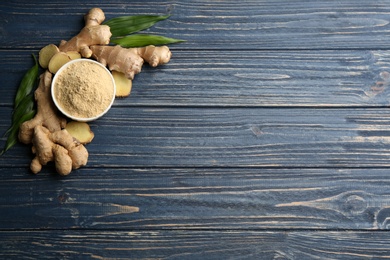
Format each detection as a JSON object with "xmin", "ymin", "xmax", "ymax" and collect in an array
[{"xmin": 52, "ymin": 59, "xmax": 116, "ymax": 122}]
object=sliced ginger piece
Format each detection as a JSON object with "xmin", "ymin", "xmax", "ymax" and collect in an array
[
  {"xmin": 112, "ymin": 70, "xmax": 132, "ymax": 97},
  {"xmin": 48, "ymin": 52, "xmax": 71, "ymax": 74},
  {"xmin": 66, "ymin": 51, "xmax": 82, "ymax": 60},
  {"xmin": 39, "ymin": 44, "xmax": 60, "ymax": 69},
  {"xmin": 65, "ymin": 121, "xmax": 94, "ymax": 144}
]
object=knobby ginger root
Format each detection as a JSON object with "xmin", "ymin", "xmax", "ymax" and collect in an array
[
  {"xmin": 91, "ymin": 45, "xmax": 171, "ymax": 79},
  {"xmin": 18, "ymin": 70, "xmax": 89, "ymax": 175},
  {"xmin": 31, "ymin": 125, "xmax": 88, "ymax": 176},
  {"xmin": 19, "ymin": 71, "xmax": 67, "ymax": 144},
  {"xmin": 139, "ymin": 45, "xmax": 172, "ymax": 67},
  {"xmin": 59, "ymin": 8, "xmax": 111, "ymax": 58}
]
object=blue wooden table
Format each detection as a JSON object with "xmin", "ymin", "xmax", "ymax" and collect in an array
[{"xmin": 2, "ymin": 0, "xmax": 390, "ymax": 258}]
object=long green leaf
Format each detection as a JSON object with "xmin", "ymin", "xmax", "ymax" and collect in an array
[
  {"xmin": 0, "ymin": 109, "xmax": 36, "ymax": 156},
  {"xmin": 1, "ymin": 54, "xmax": 39, "ymax": 156},
  {"xmin": 4, "ymin": 94, "xmax": 35, "ymax": 137},
  {"xmin": 13, "ymin": 94, "xmax": 34, "ymax": 122},
  {"xmin": 14, "ymin": 54, "xmax": 38, "ymax": 109},
  {"xmin": 111, "ymin": 34, "xmax": 186, "ymax": 48},
  {"xmin": 104, "ymin": 14, "xmax": 170, "ymax": 38}
]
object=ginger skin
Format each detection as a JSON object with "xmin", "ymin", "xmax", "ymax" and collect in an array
[
  {"xmin": 91, "ymin": 45, "xmax": 172, "ymax": 79},
  {"xmin": 19, "ymin": 71, "xmax": 67, "ymax": 144},
  {"xmin": 31, "ymin": 125, "xmax": 88, "ymax": 176},
  {"xmin": 59, "ymin": 8, "xmax": 112, "ymax": 58}
]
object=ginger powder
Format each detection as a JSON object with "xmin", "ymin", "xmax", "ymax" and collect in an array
[{"xmin": 52, "ymin": 59, "xmax": 115, "ymax": 121}]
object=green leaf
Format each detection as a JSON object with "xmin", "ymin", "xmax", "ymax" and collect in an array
[
  {"xmin": 4, "ymin": 94, "xmax": 35, "ymax": 137},
  {"xmin": 1, "ymin": 54, "xmax": 39, "ymax": 156},
  {"xmin": 104, "ymin": 14, "xmax": 171, "ymax": 38},
  {"xmin": 1, "ymin": 109, "xmax": 36, "ymax": 156},
  {"xmin": 111, "ymin": 34, "xmax": 186, "ymax": 48},
  {"xmin": 13, "ymin": 94, "xmax": 35, "ymax": 122},
  {"xmin": 14, "ymin": 54, "xmax": 38, "ymax": 109}
]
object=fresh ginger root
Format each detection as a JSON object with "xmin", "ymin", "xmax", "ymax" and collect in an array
[
  {"xmin": 31, "ymin": 125, "xmax": 88, "ymax": 176},
  {"xmin": 59, "ymin": 7, "xmax": 111, "ymax": 58},
  {"xmin": 19, "ymin": 71, "xmax": 67, "ymax": 144},
  {"xmin": 18, "ymin": 70, "xmax": 89, "ymax": 175},
  {"xmin": 139, "ymin": 45, "xmax": 172, "ymax": 67},
  {"xmin": 91, "ymin": 45, "xmax": 172, "ymax": 79}
]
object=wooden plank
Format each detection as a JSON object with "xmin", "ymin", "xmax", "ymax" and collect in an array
[
  {"xmin": 1, "ymin": 167, "xmax": 390, "ymax": 230},
  {"xmin": 1, "ymin": 0, "xmax": 390, "ymax": 257},
  {"xmin": 3, "ymin": 107, "xmax": 390, "ymax": 168},
  {"xmin": 1, "ymin": 49, "xmax": 390, "ymax": 107},
  {"xmin": 1, "ymin": 0, "xmax": 390, "ymax": 50},
  {"xmin": 1, "ymin": 230, "xmax": 390, "ymax": 259}
]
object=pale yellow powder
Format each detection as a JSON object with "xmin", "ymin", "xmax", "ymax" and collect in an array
[{"xmin": 54, "ymin": 60, "xmax": 114, "ymax": 119}]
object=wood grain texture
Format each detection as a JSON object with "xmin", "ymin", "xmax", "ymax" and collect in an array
[
  {"xmin": 2, "ymin": 50, "xmax": 390, "ymax": 107},
  {"xmin": 1, "ymin": 168, "xmax": 390, "ymax": 230},
  {"xmin": 2, "ymin": 0, "xmax": 390, "ymax": 258},
  {"xmin": 3, "ymin": 107, "xmax": 390, "ymax": 168},
  {"xmin": 1, "ymin": 0, "xmax": 390, "ymax": 50},
  {"xmin": 1, "ymin": 230, "xmax": 390, "ymax": 259}
]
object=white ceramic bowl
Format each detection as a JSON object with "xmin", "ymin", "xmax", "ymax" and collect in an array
[{"xmin": 51, "ymin": 59, "xmax": 116, "ymax": 122}]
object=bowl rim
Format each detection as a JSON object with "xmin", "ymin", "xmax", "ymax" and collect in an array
[{"xmin": 51, "ymin": 58, "xmax": 116, "ymax": 122}]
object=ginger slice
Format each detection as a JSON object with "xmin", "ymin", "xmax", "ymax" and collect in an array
[
  {"xmin": 48, "ymin": 52, "xmax": 71, "ymax": 74},
  {"xmin": 112, "ymin": 70, "xmax": 132, "ymax": 97},
  {"xmin": 66, "ymin": 51, "xmax": 82, "ymax": 60},
  {"xmin": 65, "ymin": 121, "xmax": 94, "ymax": 144},
  {"xmin": 39, "ymin": 44, "xmax": 60, "ymax": 69}
]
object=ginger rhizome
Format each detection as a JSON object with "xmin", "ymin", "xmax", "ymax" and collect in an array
[
  {"xmin": 59, "ymin": 8, "xmax": 112, "ymax": 58},
  {"xmin": 18, "ymin": 71, "xmax": 89, "ymax": 175},
  {"xmin": 19, "ymin": 71, "xmax": 67, "ymax": 144},
  {"xmin": 91, "ymin": 45, "xmax": 171, "ymax": 80},
  {"xmin": 31, "ymin": 125, "xmax": 88, "ymax": 176}
]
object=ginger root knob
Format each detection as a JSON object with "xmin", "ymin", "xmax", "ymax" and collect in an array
[{"xmin": 31, "ymin": 125, "xmax": 88, "ymax": 176}]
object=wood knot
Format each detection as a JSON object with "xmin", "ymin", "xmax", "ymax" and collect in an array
[
  {"xmin": 376, "ymin": 208, "xmax": 390, "ymax": 229},
  {"xmin": 341, "ymin": 194, "xmax": 367, "ymax": 215},
  {"xmin": 368, "ymin": 71, "xmax": 390, "ymax": 97}
]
